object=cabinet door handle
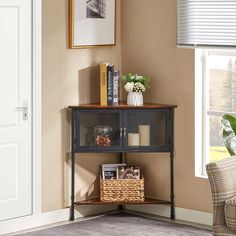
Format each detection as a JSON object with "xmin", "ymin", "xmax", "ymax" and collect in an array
[
  {"xmin": 120, "ymin": 128, "xmax": 123, "ymax": 137},
  {"xmin": 123, "ymin": 127, "xmax": 127, "ymax": 137}
]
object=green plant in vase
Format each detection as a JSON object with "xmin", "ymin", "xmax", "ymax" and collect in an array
[{"xmin": 121, "ymin": 73, "xmax": 150, "ymax": 106}]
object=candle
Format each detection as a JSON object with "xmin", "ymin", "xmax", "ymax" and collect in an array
[
  {"xmin": 139, "ymin": 125, "xmax": 150, "ymax": 146},
  {"xmin": 128, "ymin": 133, "xmax": 140, "ymax": 146}
]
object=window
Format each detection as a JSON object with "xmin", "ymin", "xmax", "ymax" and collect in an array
[
  {"xmin": 195, "ymin": 49, "xmax": 236, "ymax": 176},
  {"xmin": 178, "ymin": 0, "xmax": 236, "ymax": 47},
  {"xmin": 177, "ymin": 0, "xmax": 236, "ymax": 176}
]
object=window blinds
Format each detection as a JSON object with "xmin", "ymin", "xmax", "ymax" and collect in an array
[{"xmin": 178, "ymin": 0, "xmax": 236, "ymax": 47}]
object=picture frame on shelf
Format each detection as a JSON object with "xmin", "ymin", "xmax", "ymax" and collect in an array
[
  {"xmin": 69, "ymin": 0, "xmax": 116, "ymax": 48},
  {"xmin": 102, "ymin": 163, "xmax": 126, "ymax": 180},
  {"xmin": 117, "ymin": 166, "xmax": 141, "ymax": 180}
]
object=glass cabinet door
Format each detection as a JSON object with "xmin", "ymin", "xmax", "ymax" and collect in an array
[
  {"xmin": 75, "ymin": 109, "xmax": 122, "ymax": 152},
  {"xmin": 123, "ymin": 109, "xmax": 172, "ymax": 152}
]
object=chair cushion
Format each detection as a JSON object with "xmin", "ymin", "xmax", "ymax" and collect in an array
[{"xmin": 225, "ymin": 196, "xmax": 236, "ymax": 231}]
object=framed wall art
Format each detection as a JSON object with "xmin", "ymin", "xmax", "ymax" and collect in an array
[{"xmin": 69, "ymin": 0, "xmax": 116, "ymax": 48}]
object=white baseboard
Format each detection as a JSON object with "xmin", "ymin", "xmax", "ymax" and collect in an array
[
  {"xmin": 0, "ymin": 205, "xmax": 213, "ymax": 235},
  {"xmin": 0, "ymin": 206, "xmax": 117, "ymax": 235},
  {"xmin": 125, "ymin": 205, "xmax": 213, "ymax": 226}
]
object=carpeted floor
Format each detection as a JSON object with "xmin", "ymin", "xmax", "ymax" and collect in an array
[{"xmin": 16, "ymin": 213, "xmax": 212, "ymax": 236}]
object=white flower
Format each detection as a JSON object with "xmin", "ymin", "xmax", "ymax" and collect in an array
[
  {"xmin": 133, "ymin": 82, "xmax": 145, "ymax": 92},
  {"xmin": 136, "ymin": 75, "xmax": 143, "ymax": 80},
  {"xmin": 124, "ymin": 82, "xmax": 134, "ymax": 92}
]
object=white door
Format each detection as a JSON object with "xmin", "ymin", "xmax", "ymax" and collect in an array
[{"xmin": 0, "ymin": 0, "xmax": 32, "ymax": 221}]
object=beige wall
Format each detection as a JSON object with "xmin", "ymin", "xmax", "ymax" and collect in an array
[
  {"xmin": 121, "ymin": 0, "xmax": 212, "ymax": 213},
  {"xmin": 42, "ymin": 0, "xmax": 121, "ymax": 212}
]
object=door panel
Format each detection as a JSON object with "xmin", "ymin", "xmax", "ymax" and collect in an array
[
  {"xmin": 75, "ymin": 109, "xmax": 122, "ymax": 152},
  {"xmin": 0, "ymin": 6, "xmax": 19, "ymax": 127},
  {"xmin": 0, "ymin": 143, "xmax": 18, "ymax": 201},
  {"xmin": 0, "ymin": 0, "xmax": 32, "ymax": 221},
  {"xmin": 123, "ymin": 109, "xmax": 170, "ymax": 152}
]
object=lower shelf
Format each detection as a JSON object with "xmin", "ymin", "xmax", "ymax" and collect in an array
[{"xmin": 75, "ymin": 197, "xmax": 170, "ymax": 205}]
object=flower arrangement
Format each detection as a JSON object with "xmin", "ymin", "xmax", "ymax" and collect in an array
[{"xmin": 121, "ymin": 73, "xmax": 150, "ymax": 93}]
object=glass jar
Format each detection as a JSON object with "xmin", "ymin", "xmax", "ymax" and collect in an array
[{"xmin": 94, "ymin": 125, "xmax": 112, "ymax": 146}]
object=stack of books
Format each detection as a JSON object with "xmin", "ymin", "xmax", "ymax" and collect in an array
[{"xmin": 100, "ymin": 63, "xmax": 120, "ymax": 106}]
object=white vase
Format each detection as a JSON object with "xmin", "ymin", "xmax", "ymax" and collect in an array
[{"xmin": 127, "ymin": 92, "xmax": 143, "ymax": 106}]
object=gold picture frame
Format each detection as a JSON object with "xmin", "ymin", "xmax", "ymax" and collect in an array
[{"xmin": 69, "ymin": 0, "xmax": 116, "ymax": 49}]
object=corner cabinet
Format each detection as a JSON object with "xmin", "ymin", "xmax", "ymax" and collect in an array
[{"xmin": 68, "ymin": 102, "xmax": 177, "ymax": 220}]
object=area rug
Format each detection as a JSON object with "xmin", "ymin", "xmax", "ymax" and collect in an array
[{"xmin": 16, "ymin": 213, "xmax": 212, "ymax": 236}]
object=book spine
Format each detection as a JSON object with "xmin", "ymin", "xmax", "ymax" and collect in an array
[
  {"xmin": 107, "ymin": 65, "xmax": 114, "ymax": 106},
  {"xmin": 112, "ymin": 70, "xmax": 119, "ymax": 106},
  {"xmin": 100, "ymin": 63, "xmax": 108, "ymax": 106}
]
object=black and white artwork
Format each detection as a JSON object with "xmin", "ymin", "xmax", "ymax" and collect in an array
[
  {"xmin": 86, "ymin": 0, "xmax": 106, "ymax": 19},
  {"xmin": 70, "ymin": 0, "xmax": 115, "ymax": 48},
  {"xmin": 102, "ymin": 164, "xmax": 126, "ymax": 179},
  {"xmin": 117, "ymin": 166, "xmax": 140, "ymax": 180}
]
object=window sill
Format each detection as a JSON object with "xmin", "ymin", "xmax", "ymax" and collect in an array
[{"xmin": 195, "ymin": 173, "xmax": 208, "ymax": 179}]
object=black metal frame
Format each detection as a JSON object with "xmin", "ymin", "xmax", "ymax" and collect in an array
[{"xmin": 69, "ymin": 107, "xmax": 175, "ymax": 220}]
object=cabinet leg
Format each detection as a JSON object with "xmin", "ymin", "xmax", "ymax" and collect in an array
[
  {"xmin": 70, "ymin": 152, "xmax": 75, "ymax": 220},
  {"xmin": 170, "ymin": 152, "xmax": 175, "ymax": 220},
  {"xmin": 118, "ymin": 152, "xmax": 123, "ymax": 211}
]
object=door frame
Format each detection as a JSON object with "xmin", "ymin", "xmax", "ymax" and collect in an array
[{"xmin": 32, "ymin": 0, "xmax": 42, "ymax": 214}]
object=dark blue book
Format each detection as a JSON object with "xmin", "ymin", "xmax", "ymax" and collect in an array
[{"xmin": 107, "ymin": 65, "xmax": 114, "ymax": 106}]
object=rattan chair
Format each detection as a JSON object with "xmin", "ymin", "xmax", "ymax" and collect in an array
[{"xmin": 206, "ymin": 156, "xmax": 236, "ymax": 236}]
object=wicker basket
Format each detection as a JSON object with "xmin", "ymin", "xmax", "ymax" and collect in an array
[{"xmin": 100, "ymin": 177, "xmax": 145, "ymax": 202}]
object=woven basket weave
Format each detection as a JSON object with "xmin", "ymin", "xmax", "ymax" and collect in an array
[{"xmin": 100, "ymin": 177, "xmax": 145, "ymax": 202}]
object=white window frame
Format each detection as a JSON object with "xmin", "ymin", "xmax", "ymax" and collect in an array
[
  {"xmin": 195, "ymin": 49, "xmax": 236, "ymax": 177},
  {"xmin": 195, "ymin": 49, "xmax": 205, "ymax": 177}
]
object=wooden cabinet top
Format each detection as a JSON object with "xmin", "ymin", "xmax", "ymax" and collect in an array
[{"xmin": 68, "ymin": 102, "xmax": 177, "ymax": 109}]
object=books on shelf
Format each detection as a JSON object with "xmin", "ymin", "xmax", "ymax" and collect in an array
[
  {"xmin": 100, "ymin": 63, "xmax": 108, "ymax": 106},
  {"xmin": 113, "ymin": 70, "xmax": 119, "ymax": 106},
  {"xmin": 99, "ymin": 63, "xmax": 120, "ymax": 106},
  {"xmin": 107, "ymin": 65, "xmax": 114, "ymax": 106},
  {"xmin": 101, "ymin": 164, "xmax": 141, "ymax": 180}
]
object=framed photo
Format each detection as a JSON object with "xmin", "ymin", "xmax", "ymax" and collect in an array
[
  {"xmin": 117, "ymin": 166, "xmax": 140, "ymax": 180},
  {"xmin": 69, "ymin": 0, "xmax": 116, "ymax": 48}
]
